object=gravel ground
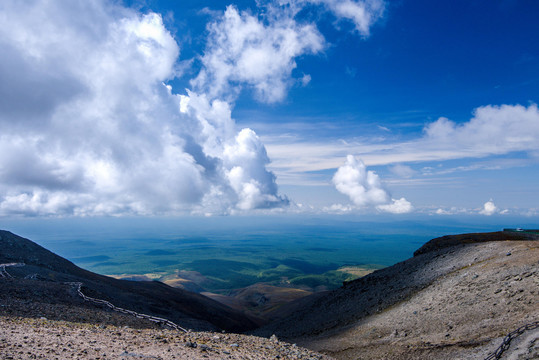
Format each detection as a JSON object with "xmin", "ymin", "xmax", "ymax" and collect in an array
[
  {"xmin": 0, "ymin": 316, "xmax": 333, "ymax": 360},
  {"xmin": 2, "ymin": 234, "xmax": 537, "ymax": 359},
  {"xmin": 293, "ymin": 240, "xmax": 539, "ymax": 360}
]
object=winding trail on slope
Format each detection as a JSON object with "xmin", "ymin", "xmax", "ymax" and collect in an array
[
  {"xmin": 67, "ymin": 281, "xmax": 188, "ymax": 333},
  {"xmin": 0, "ymin": 262, "xmax": 187, "ymax": 333},
  {"xmin": 0, "ymin": 263, "xmax": 24, "ymax": 278}
]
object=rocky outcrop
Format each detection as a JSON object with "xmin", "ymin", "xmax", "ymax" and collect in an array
[{"xmin": 413, "ymin": 231, "xmax": 538, "ymax": 256}]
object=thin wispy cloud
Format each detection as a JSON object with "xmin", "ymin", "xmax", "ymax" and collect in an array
[
  {"xmin": 265, "ymin": 103, "xmax": 539, "ymax": 176},
  {"xmin": 390, "ymin": 164, "xmax": 416, "ymax": 178}
]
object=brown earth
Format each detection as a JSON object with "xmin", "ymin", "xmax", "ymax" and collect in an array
[
  {"xmin": 0, "ymin": 229, "xmax": 331, "ymax": 359},
  {"xmin": 336, "ymin": 266, "xmax": 376, "ymax": 278},
  {"xmin": 0, "ymin": 276, "xmax": 332, "ymax": 360}
]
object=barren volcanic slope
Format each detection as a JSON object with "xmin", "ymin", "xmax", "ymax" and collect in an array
[
  {"xmin": 2, "ymin": 229, "xmax": 538, "ymax": 359},
  {"xmin": 0, "ymin": 230, "xmax": 259, "ymax": 333},
  {"xmin": 0, "ymin": 230, "xmax": 334, "ymax": 360},
  {"xmin": 255, "ymin": 232, "xmax": 539, "ymax": 359},
  {"xmin": 1, "ymin": 316, "xmax": 332, "ymax": 360}
]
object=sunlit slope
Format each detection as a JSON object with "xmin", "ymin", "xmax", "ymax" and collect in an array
[{"xmin": 255, "ymin": 232, "xmax": 538, "ymax": 359}]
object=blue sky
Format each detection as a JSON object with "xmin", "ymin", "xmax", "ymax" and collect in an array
[{"xmin": 0, "ymin": 0, "xmax": 538, "ymax": 218}]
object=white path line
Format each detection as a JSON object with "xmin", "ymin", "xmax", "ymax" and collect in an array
[
  {"xmin": 0, "ymin": 263, "xmax": 189, "ymax": 333},
  {"xmin": 0, "ymin": 263, "xmax": 24, "ymax": 278},
  {"xmin": 66, "ymin": 282, "xmax": 188, "ymax": 333}
]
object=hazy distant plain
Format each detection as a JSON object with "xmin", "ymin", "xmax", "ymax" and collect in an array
[{"xmin": 3, "ymin": 215, "xmax": 531, "ymax": 292}]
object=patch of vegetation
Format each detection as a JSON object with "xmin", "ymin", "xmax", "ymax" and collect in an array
[
  {"xmin": 73, "ymin": 228, "xmax": 415, "ymax": 293},
  {"xmin": 145, "ymin": 249, "xmax": 176, "ymax": 256},
  {"xmin": 289, "ymin": 270, "xmax": 350, "ymax": 289},
  {"xmin": 188, "ymin": 259, "xmax": 259, "ymax": 277},
  {"xmin": 255, "ymin": 264, "xmax": 302, "ymax": 281},
  {"xmin": 151, "ymin": 259, "xmax": 180, "ymax": 267},
  {"xmin": 72, "ymin": 255, "xmax": 111, "ymax": 263},
  {"xmin": 281, "ymin": 258, "xmax": 338, "ymax": 274}
]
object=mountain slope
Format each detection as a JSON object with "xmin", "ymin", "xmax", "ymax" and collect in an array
[
  {"xmin": 0, "ymin": 230, "xmax": 259, "ymax": 332},
  {"xmin": 255, "ymin": 232, "xmax": 539, "ymax": 359},
  {"xmin": 202, "ymin": 283, "xmax": 312, "ymax": 320}
]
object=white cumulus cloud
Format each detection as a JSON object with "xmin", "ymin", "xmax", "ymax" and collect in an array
[
  {"xmin": 0, "ymin": 0, "xmax": 287, "ymax": 216},
  {"xmin": 223, "ymin": 129, "xmax": 288, "ymax": 210},
  {"xmin": 420, "ymin": 104, "xmax": 539, "ymax": 159},
  {"xmin": 0, "ymin": 0, "xmax": 386, "ymax": 217},
  {"xmin": 332, "ymin": 155, "xmax": 412, "ymax": 213},
  {"xmin": 192, "ymin": 4, "xmax": 325, "ymax": 103},
  {"xmin": 192, "ymin": 0, "xmax": 386, "ymax": 103},
  {"xmin": 377, "ymin": 197, "xmax": 413, "ymax": 214},
  {"xmin": 313, "ymin": 0, "xmax": 385, "ymax": 36},
  {"xmin": 479, "ymin": 200, "xmax": 498, "ymax": 216}
]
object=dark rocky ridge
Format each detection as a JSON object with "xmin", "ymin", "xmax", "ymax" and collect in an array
[
  {"xmin": 0, "ymin": 230, "xmax": 259, "ymax": 333},
  {"xmin": 413, "ymin": 230, "xmax": 539, "ymax": 256}
]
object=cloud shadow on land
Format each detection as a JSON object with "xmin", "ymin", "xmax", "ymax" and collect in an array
[{"xmin": 281, "ymin": 258, "xmax": 338, "ymax": 274}]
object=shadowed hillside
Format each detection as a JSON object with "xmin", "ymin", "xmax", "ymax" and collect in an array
[{"xmin": 0, "ymin": 230, "xmax": 259, "ymax": 332}]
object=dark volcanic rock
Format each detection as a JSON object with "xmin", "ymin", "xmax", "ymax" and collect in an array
[
  {"xmin": 0, "ymin": 230, "xmax": 258, "ymax": 333},
  {"xmin": 413, "ymin": 231, "xmax": 538, "ymax": 256}
]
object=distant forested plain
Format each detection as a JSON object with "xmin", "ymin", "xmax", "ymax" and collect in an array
[
  {"xmin": 8, "ymin": 215, "xmax": 514, "ymax": 293},
  {"xmin": 67, "ymin": 233, "xmax": 395, "ymax": 292}
]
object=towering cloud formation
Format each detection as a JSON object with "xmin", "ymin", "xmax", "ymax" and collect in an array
[
  {"xmin": 0, "ymin": 0, "xmax": 286, "ymax": 216},
  {"xmin": 332, "ymin": 155, "xmax": 412, "ymax": 213},
  {"xmin": 0, "ymin": 0, "xmax": 385, "ymax": 216}
]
